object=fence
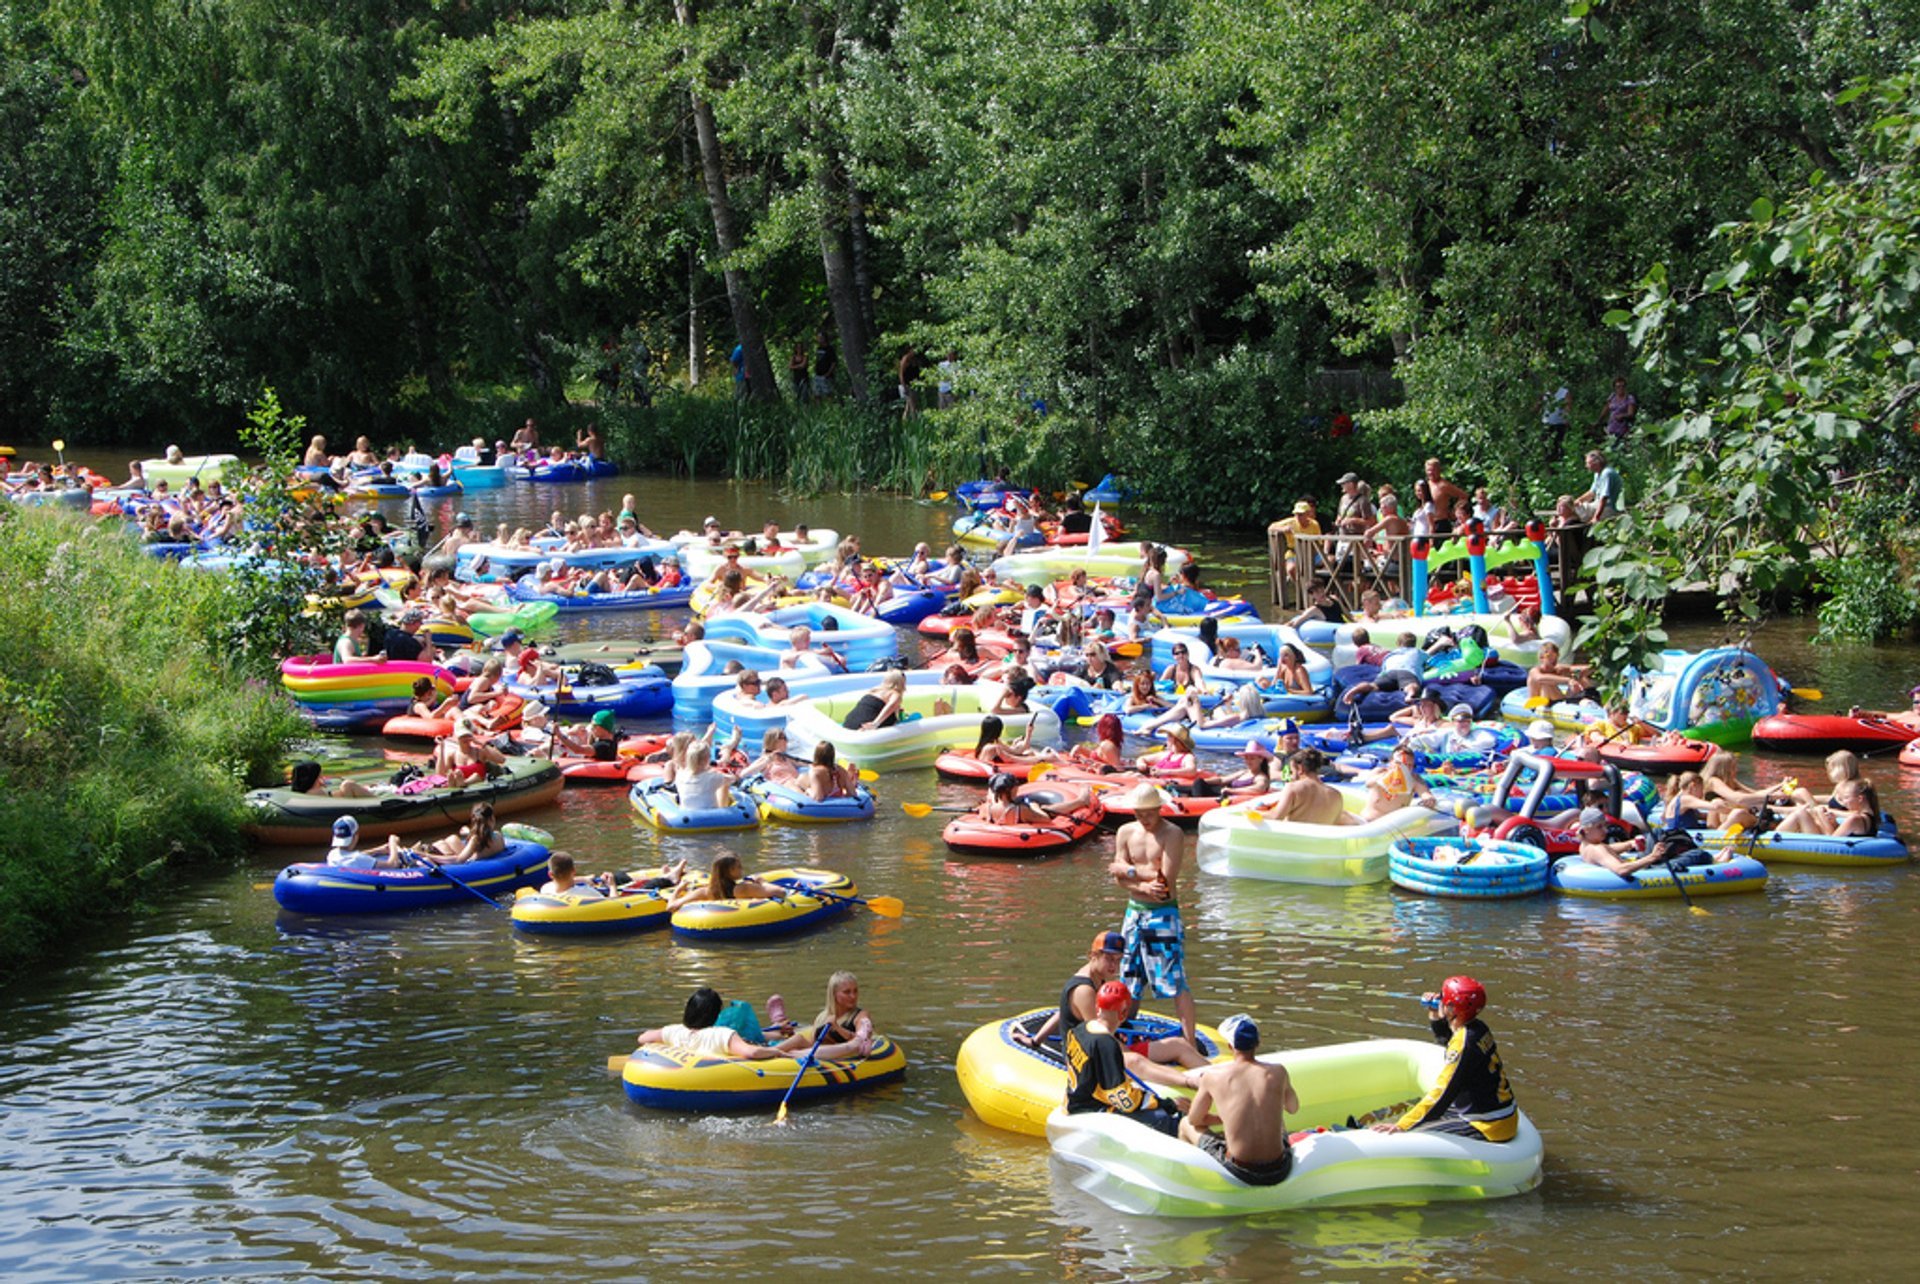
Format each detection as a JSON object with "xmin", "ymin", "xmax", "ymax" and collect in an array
[{"xmin": 1267, "ymin": 526, "xmax": 1589, "ymax": 615}]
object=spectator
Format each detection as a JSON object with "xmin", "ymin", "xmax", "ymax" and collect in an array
[
  {"xmin": 1601, "ymin": 377, "xmax": 1638, "ymax": 441},
  {"xmin": 1540, "ymin": 383, "xmax": 1570, "ymax": 457},
  {"xmin": 1329, "ymin": 403, "xmax": 1354, "ymax": 438},
  {"xmin": 1577, "ymin": 450, "xmax": 1624, "ymax": 522}
]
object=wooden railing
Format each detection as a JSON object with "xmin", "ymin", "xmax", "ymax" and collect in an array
[{"xmin": 1267, "ymin": 526, "xmax": 1589, "ymax": 614}]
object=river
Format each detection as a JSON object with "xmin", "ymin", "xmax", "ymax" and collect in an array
[{"xmin": 1, "ymin": 462, "xmax": 1915, "ymax": 1280}]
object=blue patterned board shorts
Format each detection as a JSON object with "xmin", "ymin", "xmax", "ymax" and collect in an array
[{"xmin": 1121, "ymin": 901, "xmax": 1188, "ymax": 1000}]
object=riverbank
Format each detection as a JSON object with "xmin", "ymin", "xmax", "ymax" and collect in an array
[{"xmin": 0, "ymin": 509, "xmax": 304, "ymax": 977}]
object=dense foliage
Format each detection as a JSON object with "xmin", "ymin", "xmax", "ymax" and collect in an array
[
  {"xmin": 0, "ymin": 509, "xmax": 304, "ymax": 975},
  {"xmin": 4, "ymin": 1, "xmax": 1919, "ymax": 544}
]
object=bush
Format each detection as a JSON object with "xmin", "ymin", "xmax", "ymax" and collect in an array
[{"xmin": 0, "ymin": 508, "xmax": 305, "ymax": 976}]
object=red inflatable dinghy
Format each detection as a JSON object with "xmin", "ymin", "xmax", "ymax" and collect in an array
[
  {"xmin": 1596, "ymin": 735, "xmax": 1718, "ymax": 775},
  {"xmin": 1752, "ymin": 714, "xmax": 1919, "ymax": 756},
  {"xmin": 941, "ymin": 783, "xmax": 1104, "ymax": 857}
]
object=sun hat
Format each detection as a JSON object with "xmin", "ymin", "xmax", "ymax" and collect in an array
[
  {"xmin": 330, "ymin": 816, "xmax": 359, "ymax": 848},
  {"xmin": 1090, "ymin": 931, "xmax": 1125, "ymax": 956},
  {"xmin": 1292, "ymin": 500, "xmax": 1313, "ymax": 514},
  {"xmin": 1125, "ymin": 782, "xmax": 1167, "ymax": 812},
  {"xmin": 1238, "ymin": 740, "xmax": 1275, "ymax": 760}
]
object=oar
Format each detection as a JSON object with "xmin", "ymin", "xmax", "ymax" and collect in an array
[
  {"xmin": 794, "ymin": 884, "xmax": 905, "ymax": 918},
  {"xmin": 901, "ymin": 801, "xmax": 975, "ymax": 817},
  {"xmin": 403, "ymin": 848, "xmax": 507, "ymax": 909},
  {"xmin": 1655, "ymin": 845, "xmax": 1711, "ymax": 917},
  {"xmin": 927, "ymin": 490, "xmax": 950, "ymax": 502},
  {"xmin": 1790, "ymin": 686, "xmax": 1823, "ymax": 700},
  {"xmin": 776, "ymin": 1022, "xmax": 833, "ymax": 1126}
]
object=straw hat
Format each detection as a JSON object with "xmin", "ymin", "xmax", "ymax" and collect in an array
[{"xmin": 1125, "ymin": 782, "xmax": 1167, "ymax": 812}]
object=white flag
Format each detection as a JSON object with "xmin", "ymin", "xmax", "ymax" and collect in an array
[{"xmin": 1087, "ymin": 502, "xmax": 1105, "ymax": 555}]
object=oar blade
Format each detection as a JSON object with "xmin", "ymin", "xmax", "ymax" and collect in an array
[
  {"xmin": 1027, "ymin": 763, "xmax": 1056, "ymax": 781},
  {"xmin": 607, "ymin": 1054, "xmax": 629, "ymax": 1073},
  {"xmin": 901, "ymin": 802, "xmax": 935, "ymax": 818},
  {"xmin": 865, "ymin": 895, "xmax": 905, "ymax": 919}
]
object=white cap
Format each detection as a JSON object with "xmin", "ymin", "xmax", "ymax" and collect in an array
[
  {"xmin": 1448, "ymin": 703, "xmax": 1474, "ymax": 720},
  {"xmin": 703, "ymin": 515, "xmax": 719, "ymax": 526},
  {"xmin": 1527, "ymin": 719, "xmax": 1557, "ymax": 741},
  {"xmin": 1577, "ymin": 806, "xmax": 1607, "ymax": 829},
  {"xmin": 330, "ymin": 816, "xmax": 359, "ymax": 847}
]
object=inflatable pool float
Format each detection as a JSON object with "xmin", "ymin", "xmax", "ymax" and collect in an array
[
  {"xmin": 467, "ymin": 601, "xmax": 561, "ymax": 638},
  {"xmin": 989, "ymin": 542, "xmax": 1191, "ymax": 587},
  {"xmin": 1620, "ymin": 646, "xmax": 1785, "ymax": 745},
  {"xmin": 710, "ymin": 669, "xmax": 972, "ymax": 744},
  {"xmin": 1080, "ymin": 473, "xmax": 1136, "ymax": 507},
  {"xmin": 1751, "ymin": 713, "xmax": 1920, "ymax": 756},
  {"xmin": 453, "ymin": 539, "xmax": 679, "ymax": 580},
  {"xmin": 1150, "ymin": 624, "xmax": 1333, "ymax": 691},
  {"xmin": 1320, "ymin": 611, "xmax": 1574, "ymax": 666},
  {"xmin": 1032, "ymin": 769, "xmax": 1223, "ymax": 827},
  {"xmin": 1047, "ymin": 1037, "xmax": 1544, "ymax": 1215},
  {"xmin": 449, "ymin": 458, "xmax": 507, "ymax": 489},
  {"xmin": 956, "ymin": 1007, "xmax": 1224, "ymax": 1136},
  {"xmin": 671, "ymin": 641, "xmax": 836, "ymax": 725},
  {"xmin": 552, "ymin": 755, "xmax": 645, "ymax": 786},
  {"xmin": 933, "ymin": 749, "xmax": 1046, "ymax": 782},
  {"xmin": 505, "ymin": 579, "xmax": 695, "ymax": 613},
  {"xmin": 781, "ymin": 681, "xmax": 1063, "ymax": 773},
  {"xmin": 139, "ymin": 453, "xmax": 238, "ymax": 485},
  {"xmin": 941, "ymin": 783, "xmax": 1104, "ymax": 856},
  {"xmin": 1902, "ymin": 739, "xmax": 1920, "ymax": 769},
  {"xmin": 1549, "ymin": 852, "xmax": 1769, "ymax": 898},
  {"xmin": 1692, "ymin": 820, "xmax": 1908, "ymax": 867},
  {"xmin": 682, "ymin": 542, "xmax": 807, "ymax": 582},
  {"xmin": 1596, "ymin": 735, "xmax": 1718, "ymax": 775},
  {"xmin": 699, "ymin": 603, "xmax": 899, "ymax": 671},
  {"xmin": 622, "ymin": 1034, "xmax": 905, "ymax": 1111},
  {"xmin": 506, "ymin": 669, "xmax": 671, "ymax": 720},
  {"xmin": 280, "ymin": 655, "xmax": 457, "ymax": 705},
  {"xmin": 1388, "ymin": 835, "xmax": 1549, "ymax": 898},
  {"xmin": 742, "ymin": 777, "xmax": 876, "ymax": 824},
  {"xmin": 629, "ymin": 777, "xmax": 760, "ymax": 832},
  {"xmin": 1195, "ymin": 787, "xmax": 1458, "ymax": 885},
  {"xmin": 245, "ymin": 759, "xmax": 565, "ymax": 845},
  {"xmin": 509, "ymin": 870, "xmax": 675, "ymax": 936},
  {"xmin": 668, "ymin": 867, "xmax": 859, "ymax": 940},
  {"xmin": 272, "ymin": 833, "xmax": 553, "ymax": 913},
  {"xmin": 873, "ymin": 588, "xmax": 953, "ymax": 626},
  {"xmin": 297, "ymin": 699, "xmax": 410, "ymax": 732}
]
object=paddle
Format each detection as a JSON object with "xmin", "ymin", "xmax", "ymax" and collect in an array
[
  {"xmin": 402, "ymin": 847, "xmax": 507, "ymax": 909},
  {"xmin": 776, "ymin": 1022, "xmax": 833, "ymax": 1125},
  {"xmin": 1790, "ymin": 686, "xmax": 1824, "ymax": 700},
  {"xmin": 927, "ymin": 490, "xmax": 950, "ymax": 502},
  {"xmin": 1654, "ymin": 843, "xmax": 1711, "ymax": 917},
  {"xmin": 794, "ymin": 884, "xmax": 905, "ymax": 919},
  {"xmin": 52, "ymin": 438, "xmax": 65, "ymax": 468},
  {"xmin": 901, "ymin": 801, "xmax": 974, "ymax": 817}
]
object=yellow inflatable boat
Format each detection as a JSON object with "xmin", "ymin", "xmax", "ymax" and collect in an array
[{"xmin": 622, "ymin": 1037, "xmax": 907, "ymax": 1110}]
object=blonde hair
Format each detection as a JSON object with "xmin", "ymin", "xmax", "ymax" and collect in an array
[
  {"xmin": 1235, "ymin": 684, "xmax": 1265, "ymax": 719},
  {"xmin": 881, "ymin": 669, "xmax": 906, "ymax": 693},
  {"xmin": 813, "ymin": 969, "xmax": 859, "ymax": 1029},
  {"xmin": 1700, "ymin": 752, "xmax": 1738, "ymax": 786},
  {"xmin": 1825, "ymin": 750, "xmax": 1861, "ymax": 782}
]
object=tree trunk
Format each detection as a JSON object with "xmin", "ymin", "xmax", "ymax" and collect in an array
[
  {"xmin": 848, "ymin": 186, "xmax": 879, "ymax": 347},
  {"xmin": 686, "ymin": 245, "xmax": 704, "ymax": 387},
  {"xmin": 675, "ymin": 1, "xmax": 777, "ymax": 402},
  {"xmin": 817, "ymin": 156, "xmax": 868, "ymax": 400}
]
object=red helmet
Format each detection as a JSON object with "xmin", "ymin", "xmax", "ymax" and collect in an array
[
  {"xmin": 1095, "ymin": 980, "xmax": 1133, "ymax": 1012},
  {"xmin": 1440, "ymin": 975, "xmax": 1487, "ymax": 1021}
]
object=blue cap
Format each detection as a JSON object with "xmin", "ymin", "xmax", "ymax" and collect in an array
[
  {"xmin": 330, "ymin": 816, "xmax": 358, "ymax": 847},
  {"xmin": 1276, "ymin": 718, "xmax": 1299, "ymax": 736},
  {"xmin": 1220, "ymin": 1014, "xmax": 1260, "ymax": 1052},
  {"xmin": 499, "ymin": 628, "xmax": 523, "ymax": 646}
]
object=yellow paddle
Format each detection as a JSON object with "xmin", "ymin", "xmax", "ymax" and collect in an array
[
  {"xmin": 1028, "ymin": 762, "xmax": 1056, "ymax": 781},
  {"xmin": 1790, "ymin": 686, "xmax": 1823, "ymax": 700},
  {"xmin": 1522, "ymin": 695, "xmax": 1549, "ymax": 709},
  {"xmin": 858, "ymin": 768, "xmax": 879, "ymax": 783},
  {"xmin": 608, "ymin": 1053, "xmax": 630, "ymax": 1072},
  {"xmin": 927, "ymin": 490, "xmax": 950, "ymax": 502},
  {"xmin": 901, "ymin": 801, "xmax": 972, "ymax": 817}
]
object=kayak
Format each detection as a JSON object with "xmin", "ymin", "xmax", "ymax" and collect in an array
[
  {"xmin": 273, "ymin": 835, "xmax": 553, "ymax": 914},
  {"xmin": 955, "ymin": 1007, "xmax": 1225, "ymax": 1136},
  {"xmin": 244, "ymin": 759, "xmax": 565, "ymax": 845},
  {"xmin": 941, "ymin": 783, "xmax": 1104, "ymax": 857},
  {"xmin": 1751, "ymin": 714, "xmax": 1920, "ymax": 756},
  {"xmin": 621, "ymin": 1035, "xmax": 905, "ymax": 1111},
  {"xmin": 1048, "ymin": 1038, "xmax": 1543, "ymax": 1215},
  {"xmin": 668, "ymin": 867, "xmax": 859, "ymax": 940}
]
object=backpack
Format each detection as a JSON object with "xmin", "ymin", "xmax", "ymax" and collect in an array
[{"xmin": 569, "ymin": 661, "xmax": 620, "ymax": 687}]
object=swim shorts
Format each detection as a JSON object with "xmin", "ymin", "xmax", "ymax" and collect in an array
[
  {"xmin": 1195, "ymin": 1130, "xmax": 1293, "ymax": 1187},
  {"xmin": 1121, "ymin": 901, "xmax": 1188, "ymax": 1000}
]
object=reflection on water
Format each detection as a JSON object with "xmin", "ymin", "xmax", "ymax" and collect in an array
[{"xmin": 3, "ymin": 476, "xmax": 1919, "ymax": 1277}]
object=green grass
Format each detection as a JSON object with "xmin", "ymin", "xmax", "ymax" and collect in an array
[{"xmin": 0, "ymin": 510, "xmax": 306, "ymax": 976}]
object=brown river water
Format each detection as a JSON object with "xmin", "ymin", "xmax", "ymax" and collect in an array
[{"xmin": 1, "ymin": 461, "xmax": 1916, "ymax": 1280}]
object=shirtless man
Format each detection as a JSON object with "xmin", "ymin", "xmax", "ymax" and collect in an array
[
  {"xmin": 1252, "ymin": 749, "xmax": 1352, "ymax": 824},
  {"xmin": 1178, "ymin": 1015, "xmax": 1299, "ymax": 1187},
  {"xmin": 1109, "ymin": 784, "xmax": 1197, "ymax": 1047},
  {"xmin": 1423, "ymin": 458, "xmax": 1467, "ymax": 527},
  {"xmin": 511, "ymin": 418, "xmax": 540, "ymax": 454},
  {"xmin": 1574, "ymin": 808, "xmax": 1662, "ymax": 876}
]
